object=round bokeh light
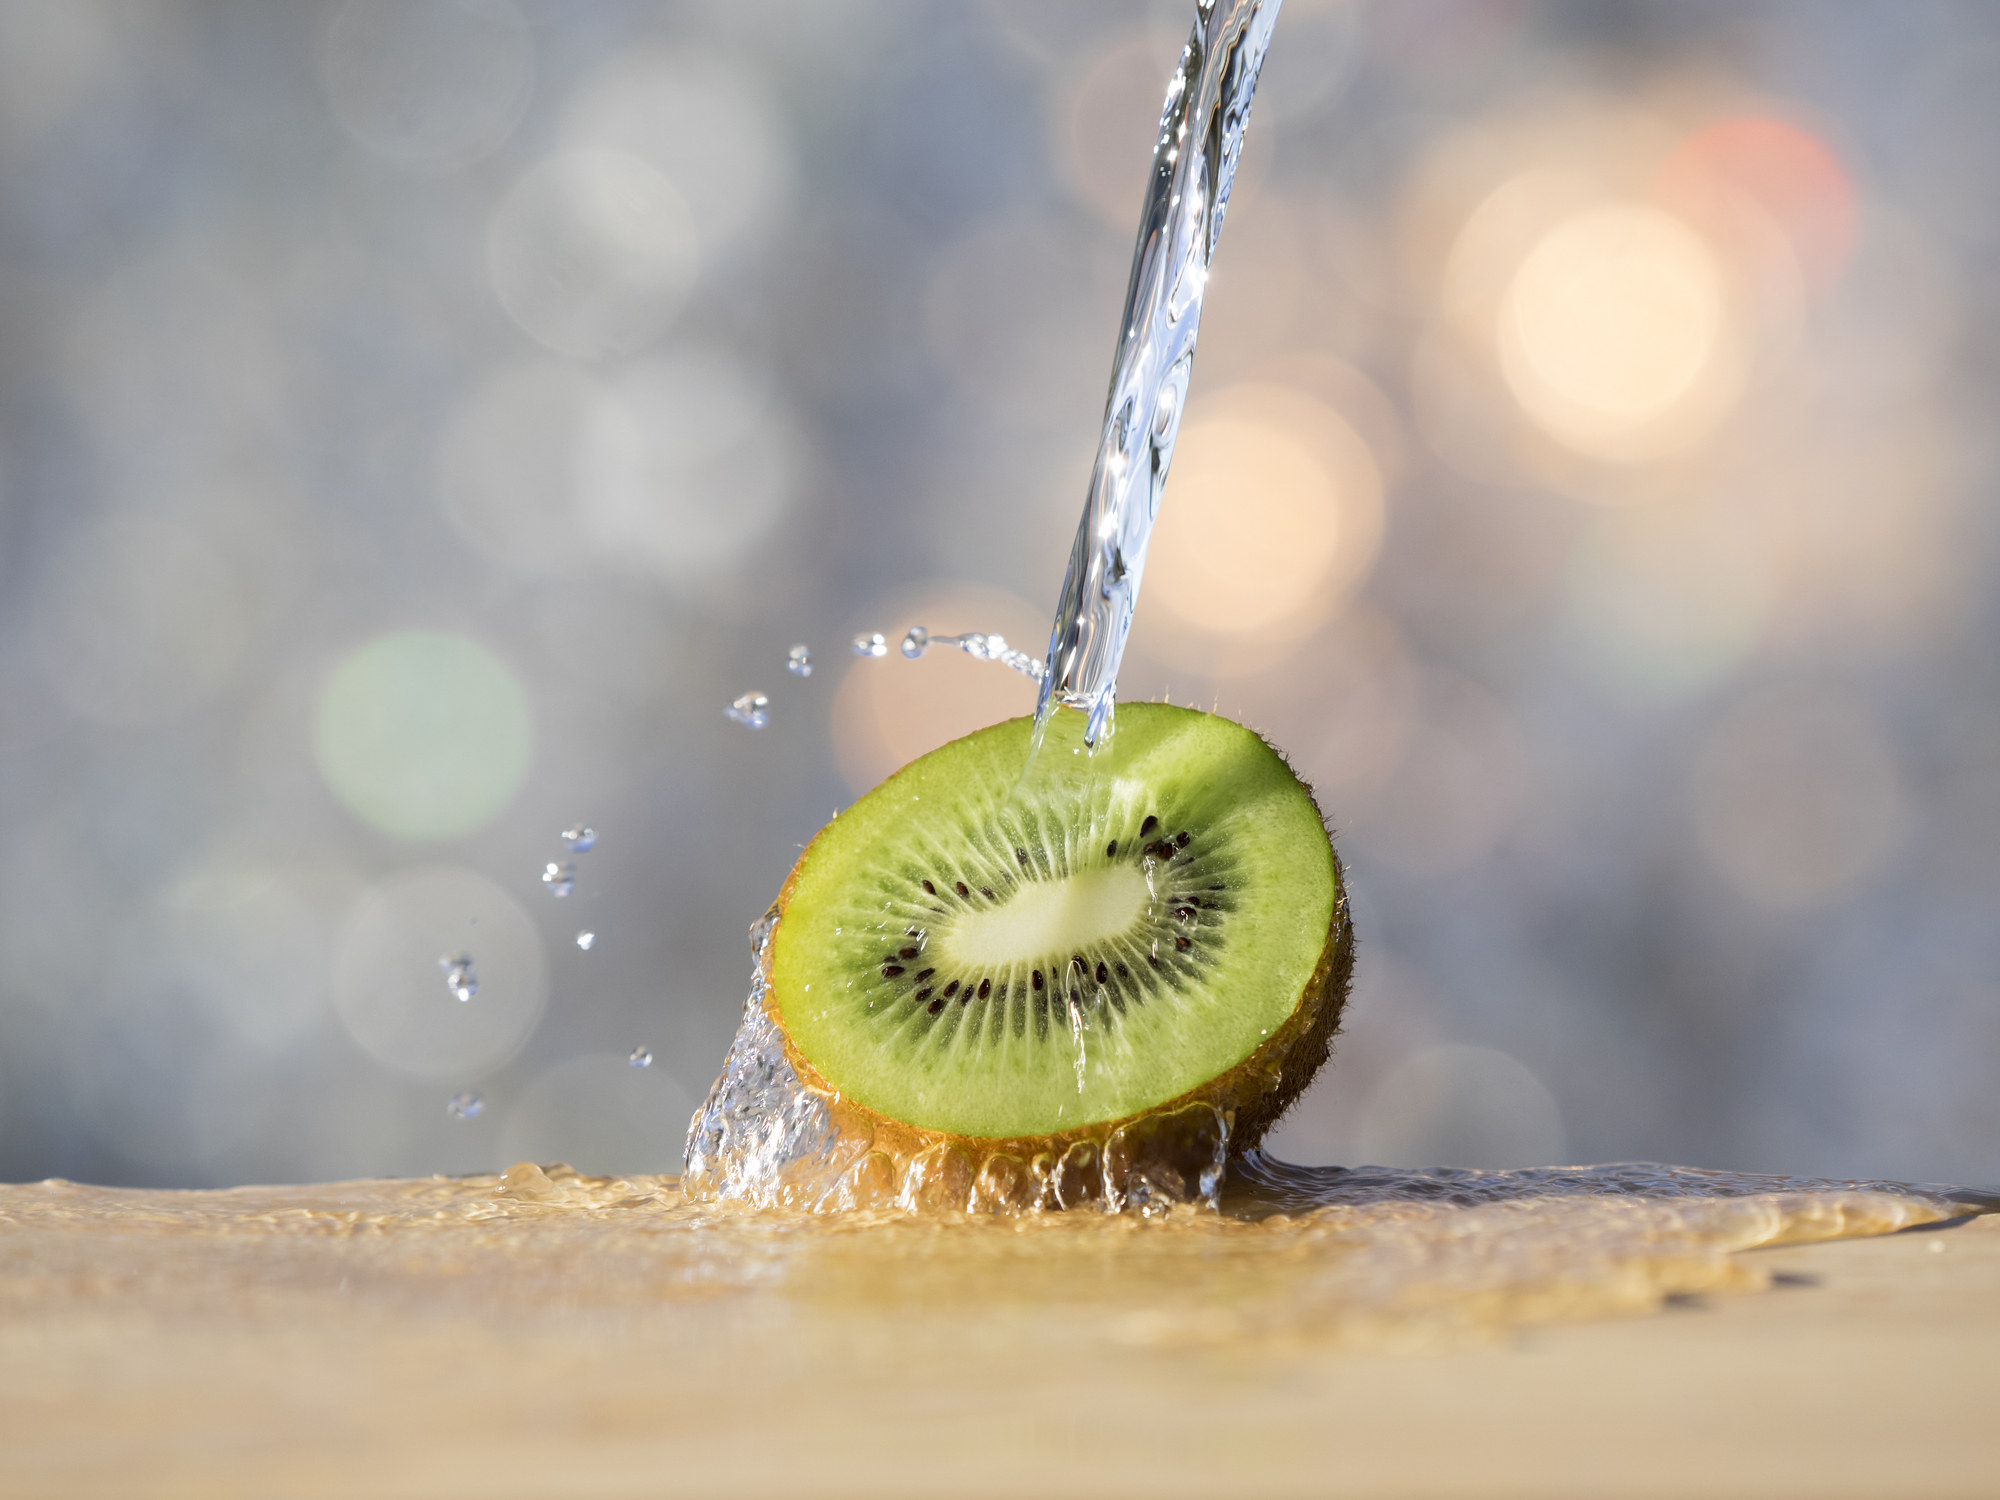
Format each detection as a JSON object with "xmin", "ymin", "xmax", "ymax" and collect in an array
[
  {"xmin": 333, "ymin": 865, "xmax": 546, "ymax": 1080},
  {"xmin": 313, "ymin": 631, "xmax": 532, "ymax": 841}
]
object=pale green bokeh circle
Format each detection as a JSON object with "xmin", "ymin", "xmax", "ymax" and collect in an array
[{"xmin": 314, "ymin": 631, "xmax": 532, "ymax": 840}]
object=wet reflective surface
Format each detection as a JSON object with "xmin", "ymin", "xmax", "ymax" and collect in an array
[{"xmin": 3, "ymin": 1163, "xmax": 1992, "ymax": 1495}]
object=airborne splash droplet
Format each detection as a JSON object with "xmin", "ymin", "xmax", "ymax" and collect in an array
[
  {"xmin": 438, "ymin": 953, "xmax": 478, "ymax": 1003},
  {"xmin": 447, "ymin": 1091, "xmax": 484, "ymax": 1120},
  {"xmin": 850, "ymin": 632, "xmax": 888, "ymax": 658},
  {"xmin": 575, "ymin": 930, "xmax": 595, "ymax": 951},
  {"xmin": 787, "ymin": 644, "xmax": 813, "ymax": 677},
  {"xmin": 725, "ymin": 692, "xmax": 770, "ymax": 729},
  {"xmin": 542, "ymin": 861, "xmax": 576, "ymax": 897},
  {"xmin": 561, "ymin": 824, "xmax": 597, "ymax": 853},
  {"xmin": 629, "ymin": 1046, "xmax": 653, "ymax": 1069}
]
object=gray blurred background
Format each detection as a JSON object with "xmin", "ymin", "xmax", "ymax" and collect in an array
[{"xmin": 0, "ymin": 0, "xmax": 1994, "ymax": 1189}]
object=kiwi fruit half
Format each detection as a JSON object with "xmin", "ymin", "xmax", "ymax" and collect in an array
[{"xmin": 763, "ymin": 702, "xmax": 1350, "ymax": 1202}]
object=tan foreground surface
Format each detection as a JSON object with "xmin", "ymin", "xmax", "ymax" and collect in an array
[{"xmin": 0, "ymin": 1166, "xmax": 1994, "ymax": 1498}]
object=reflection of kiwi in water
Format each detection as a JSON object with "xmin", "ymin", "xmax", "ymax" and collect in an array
[{"xmin": 766, "ymin": 702, "xmax": 1351, "ymax": 1210}]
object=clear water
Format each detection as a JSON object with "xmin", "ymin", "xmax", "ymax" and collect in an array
[
  {"xmin": 541, "ymin": 860, "xmax": 576, "ymax": 896},
  {"xmin": 899, "ymin": 625, "xmax": 1045, "ymax": 682},
  {"xmin": 438, "ymin": 952, "xmax": 478, "ymax": 1003},
  {"xmin": 850, "ymin": 631, "xmax": 888, "ymax": 658},
  {"xmin": 724, "ymin": 691, "xmax": 770, "ymax": 729},
  {"xmin": 1037, "ymin": 0, "xmax": 1283, "ymax": 748},
  {"xmin": 575, "ymin": 930, "xmax": 595, "ymax": 950},
  {"xmin": 629, "ymin": 1045, "xmax": 653, "ymax": 1069},
  {"xmin": 786, "ymin": 643, "xmax": 813, "ymax": 677},
  {"xmin": 561, "ymin": 824, "xmax": 597, "ymax": 853},
  {"xmin": 446, "ymin": 1090, "xmax": 484, "ymax": 1120}
]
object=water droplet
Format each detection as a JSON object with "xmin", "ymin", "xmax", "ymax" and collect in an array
[
  {"xmin": 575, "ymin": 930, "xmax": 595, "ymax": 951},
  {"xmin": 561, "ymin": 824, "xmax": 597, "ymax": 853},
  {"xmin": 850, "ymin": 631, "xmax": 887, "ymax": 658},
  {"xmin": 542, "ymin": 861, "xmax": 576, "ymax": 898},
  {"xmin": 438, "ymin": 953, "xmax": 478, "ymax": 1003},
  {"xmin": 786, "ymin": 643, "xmax": 813, "ymax": 678},
  {"xmin": 724, "ymin": 691, "xmax": 770, "ymax": 729},
  {"xmin": 447, "ymin": 1091, "xmax": 484, "ymax": 1120},
  {"xmin": 629, "ymin": 1045, "xmax": 653, "ymax": 1068},
  {"xmin": 900, "ymin": 626, "xmax": 930, "ymax": 659}
]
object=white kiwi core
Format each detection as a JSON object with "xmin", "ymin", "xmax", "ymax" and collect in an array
[{"xmin": 940, "ymin": 863, "xmax": 1152, "ymax": 972}]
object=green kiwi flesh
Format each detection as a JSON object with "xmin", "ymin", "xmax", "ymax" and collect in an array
[{"xmin": 768, "ymin": 703, "xmax": 1347, "ymax": 1145}]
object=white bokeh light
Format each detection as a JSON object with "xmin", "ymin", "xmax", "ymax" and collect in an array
[
  {"xmin": 439, "ymin": 351, "xmax": 801, "ymax": 588},
  {"xmin": 558, "ymin": 45, "xmax": 793, "ymax": 259},
  {"xmin": 318, "ymin": 0, "xmax": 533, "ymax": 170},
  {"xmin": 488, "ymin": 150, "xmax": 698, "ymax": 358},
  {"xmin": 333, "ymin": 866, "xmax": 546, "ymax": 1081}
]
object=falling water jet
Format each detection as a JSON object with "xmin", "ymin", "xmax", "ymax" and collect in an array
[{"xmin": 1037, "ymin": 0, "xmax": 1284, "ymax": 750}]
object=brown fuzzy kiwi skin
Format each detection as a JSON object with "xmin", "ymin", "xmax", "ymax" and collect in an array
[{"xmin": 759, "ymin": 741, "xmax": 1353, "ymax": 1205}]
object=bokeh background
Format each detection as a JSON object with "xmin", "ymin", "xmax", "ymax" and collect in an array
[{"xmin": 1, "ymin": 0, "xmax": 1995, "ymax": 1190}]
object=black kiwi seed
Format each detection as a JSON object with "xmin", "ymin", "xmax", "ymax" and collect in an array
[
  {"xmin": 1106, "ymin": 840, "xmax": 1118, "ymax": 857},
  {"xmin": 921, "ymin": 879, "xmax": 936, "ymax": 895},
  {"xmin": 1016, "ymin": 848, "xmax": 1029, "ymax": 865},
  {"xmin": 1141, "ymin": 814, "xmax": 1159, "ymax": 837},
  {"xmin": 942, "ymin": 980, "xmax": 960, "ymax": 998},
  {"xmin": 882, "ymin": 964, "xmax": 904, "ymax": 978},
  {"xmin": 1147, "ymin": 954, "xmax": 1161, "ymax": 969},
  {"xmin": 1071, "ymin": 954, "xmax": 1087, "ymax": 974},
  {"xmin": 959, "ymin": 988, "xmax": 972, "ymax": 1005},
  {"xmin": 915, "ymin": 988, "xmax": 932, "ymax": 1004},
  {"xmin": 899, "ymin": 945, "xmax": 920, "ymax": 959},
  {"xmin": 1095, "ymin": 961, "xmax": 1108, "ymax": 984},
  {"xmin": 1175, "ymin": 935, "xmax": 1192, "ymax": 951},
  {"xmin": 955, "ymin": 881, "xmax": 970, "ymax": 898},
  {"xmin": 977, "ymin": 977, "xmax": 991, "ymax": 999},
  {"xmin": 1031, "ymin": 970, "xmax": 1044, "ymax": 991},
  {"xmin": 915, "ymin": 967, "xmax": 935, "ymax": 982},
  {"xmin": 981, "ymin": 887, "xmax": 995, "ymax": 900},
  {"xmin": 1173, "ymin": 905, "xmax": 1196, "ymax": 923},
  {"xmin": 1115, "ymin": 962, "xmax": 1129, "ymax": 979},
  {"xmin": 927, "ymin": 997, "xmax": 945, "ymax": 1015},
  {"xmin": 1175, "ymin": 831, "xmax": 1192, "ymax": 850}
]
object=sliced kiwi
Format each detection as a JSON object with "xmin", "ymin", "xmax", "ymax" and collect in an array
[{"xmin": 764, "ymin": 703, "xmax": 1350, "ymax": 1185}]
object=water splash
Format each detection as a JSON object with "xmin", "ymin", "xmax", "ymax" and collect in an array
[
  {"xmin": 682, "ymin": 909, "xmax": 1230, "ymax": 1215},
  {"xmin": 725, "ymin": 691, "xmax": 770, "ymax": 729},
  {"xmin": 561, "ymin": 824, "xmax": 597, "ymax": 853},
  {"xmin": 629, "ymin": 1045, "xmax": 653, "ymax": 1069},
  {"xmin": 787, "ymin": 643, "xmax": 813, "ymax": 677},
  {"xmin": 900, "ymin": 625, "xmax": 1046, "ymax": 682},
  {"xmin": 575, "ymin": 930, "xmax": 595, "ymax": 951},
  {"xmin": 1038, "ymin": 0, "xmax": 1283, "ymax": 747},
  {"xmin": 541, "ymin": 861, "xmax": 576, "ymax": 898},
  {"xmin": 850, "ymin": 632, "xmax": 888, "ymax": 658},
  {"xmin": 446, "ymin": 1091, "xmax": 484, "ymax": 1120},
  {"xmin": 438, "ymin": 953, "xmax": 478, "ymax": 1003}
]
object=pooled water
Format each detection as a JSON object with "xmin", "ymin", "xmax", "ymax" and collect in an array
[
  {"xmin": 1037, "ymin": 0, "xmax": 1283, "ymax": 747},
  {"xmin": 542, "ymin": 861, "xmax": 576, "ymax": 897},
  {"xmin": 787, "ymin": 643, "xmax": 813, "ymax": 677},
  {"xmin": 725, "ymin": 691, "xmax": 771, "ymax": 729},
  {"xmin": 438, "ymin": 953, "xmax": 477, "ymax": 1003}
]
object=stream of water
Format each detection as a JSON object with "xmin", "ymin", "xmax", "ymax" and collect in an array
[{"xmin": 1037, "ymin": 0, "xmax": 1282, "ymax": 749}]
